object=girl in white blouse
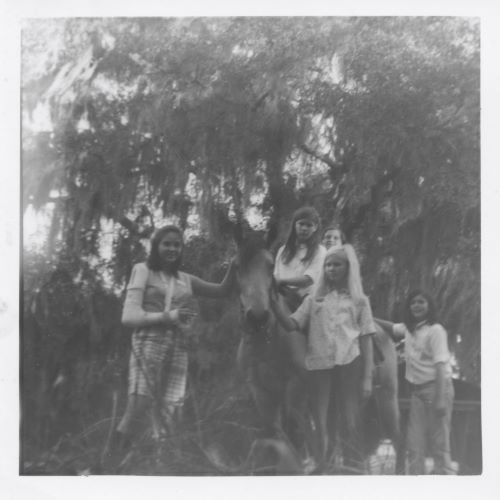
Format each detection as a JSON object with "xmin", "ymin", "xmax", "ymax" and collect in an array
[
  {"xmin": 274, "ymin": 206, "xmax": 326, "ymax": 312},
  {"xmin": 376, "ymin": 290, "xmax": 454, "ymax": 474},
  {"xmin": 272, "ymin": 244, "xmax": 375, "ymax": 470}
]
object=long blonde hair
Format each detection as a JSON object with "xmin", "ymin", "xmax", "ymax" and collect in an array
[{"xmin": 314, "ymin": 244, "xmax": 366, "ymax": 302}]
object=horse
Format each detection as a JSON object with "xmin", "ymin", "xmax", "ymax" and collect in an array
[
  {"xmin": 233, "ymin": 235, "xmax": 301, "ymax": 433},
  {"xmin": 232, "ymin": 230, "xmax": 402, "ymax": 474}
]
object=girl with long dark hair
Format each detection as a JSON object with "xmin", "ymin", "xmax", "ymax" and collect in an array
[{"xmin": 110, "ymin": 225, "xmax": 235, "ymax": 457}]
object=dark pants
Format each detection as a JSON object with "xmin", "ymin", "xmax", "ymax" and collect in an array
[
  {"xmin": 329, "ymin": 357, "xmax": 365, "ymax": 469},
  {"xmin": 284, "ymin": 328, "xmax": 365, "ymax": 470}
]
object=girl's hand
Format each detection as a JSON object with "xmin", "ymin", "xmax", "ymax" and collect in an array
[
  {"xmin": 178, "ymin": 306, "xmax": 197, "ymax": 325},
  {"xmin": 164, "ymin": 309, "xmax": 180, "ymax": 325},
  {"xmin": 164, "ymin": 308, "xmax": 197, "ymax": 326},
  {"xmin": 172, "ymin": 295, "xmax": 198, "ymax": 326},
  {"xmin": 361, "ymin": 377, "xmax": 373, "ymax": 400}
]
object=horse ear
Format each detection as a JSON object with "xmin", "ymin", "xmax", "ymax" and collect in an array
[
  {"xmin": 265, "ymin": 216, "xmax": 279, "ymax": 251},
  {"xmin": 233, "ymin": 221, "xmax": 244, "ymax": 248}
]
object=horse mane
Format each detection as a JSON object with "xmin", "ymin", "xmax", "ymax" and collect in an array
[{"xmin": 237, "ymin": 232, "xmax": 269, "ymax": 269}]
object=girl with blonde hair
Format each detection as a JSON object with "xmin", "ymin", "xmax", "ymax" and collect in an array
[{"xmin": 272, "ymin": 244, "xmax": 375, "ymax": 469}]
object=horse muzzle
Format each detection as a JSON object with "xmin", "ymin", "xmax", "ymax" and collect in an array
[
  {"xmin": 241, "ymin": 308, "xmax": 272, "ymax": 344},
  {"xmin": 245, "ymin": 309, "xmax": 270, "ymax": 328}
]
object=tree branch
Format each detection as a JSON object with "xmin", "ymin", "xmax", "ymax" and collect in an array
[
  {"xmin": 252, "ymin": 91, "xmax": 270, "ymax": 111},
  {"xmin": 298, "ymin": 143, "xmax": 343, "ymax": 170},
  {"xmin": 117, "ymin": 216, "xmax": 139, "ymax": 235}
]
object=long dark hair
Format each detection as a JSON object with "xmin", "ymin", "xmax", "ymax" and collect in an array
[
  {"xmin": 403, "ymin": 289, "xmax": 438, "ymax": 331},
  {"xmin": 147, "ymin": 225, "xmax": 184, "ymax": 273},
  {"xmin": 281, "ymin": 206, "xmax": 321, "ymax": 265}
]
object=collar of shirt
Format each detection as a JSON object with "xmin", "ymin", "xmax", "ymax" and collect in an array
[
  {"xmin": 413, "ymin": 320, "xmax": 428, "ymax": 332},
  {"xmin": 321, "ymin": 288, "xmax": 350, "ymax": 303},
  {"xmin": 159, "ymin": 271, "xmax": 184, "ymax": 285}
]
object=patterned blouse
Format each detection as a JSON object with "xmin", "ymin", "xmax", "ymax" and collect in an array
[{"xmin": 291, "ymin": 289, "xmax": 376, "ymax": 370}]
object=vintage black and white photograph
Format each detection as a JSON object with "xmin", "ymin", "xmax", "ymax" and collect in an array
[{"xmin": 18, "ymin": 14, "xmax": 482, "ymax": 481}]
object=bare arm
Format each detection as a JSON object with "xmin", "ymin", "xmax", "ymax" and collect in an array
[
  {"xmin": 374, "ymin": 317, "xmax": 404, "ymax": 341},
  {"xmin": 359, "ymin": 334, "xmax": 374, "ymax": 399},
  {"xmin": 121, "ymin": 288, "xmax": 178, "ymax": 328},
  {"xmin": 434, "ymin": 362, "xmax": 447, "ymax": 417},
  {"xmin": 191, "ymin": 261, "xmax": 236, "ymax": 298},
  {"xmin": 270, "ymin": 294, "xmax": 300, "ymax": 332}
]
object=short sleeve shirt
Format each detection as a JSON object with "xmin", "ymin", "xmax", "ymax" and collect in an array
[
  {"xmin": 274, "ymin": 244, "xmax": 327, "ymax": 297},
  {"xmin": 291, "ymin": 290, "xmax": 377, "ymax": 370},
  {"xmin": 125, "ymin": 262, "xmax": 193, "ymax": 338},
  {"xmin": 127, "ymin": 263, "xmax": 192, "ymax": 311},
  {"xmin": 393, "ymin": 322, "xmax": 452, "ymax": 384}
]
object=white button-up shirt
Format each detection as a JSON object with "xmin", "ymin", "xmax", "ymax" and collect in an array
[
  {"xmin": 274, "ymin": 244, "xmax": 326, "ymax": 297},
  {"xmin": 393, "ymin": 322, "xmax": 452, "ymax": 384},
  {"xmin": 291, "ymin": 289, "xmax": 376, "ymax": 370}
]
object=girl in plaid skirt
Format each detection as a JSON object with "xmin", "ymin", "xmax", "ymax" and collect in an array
[{"xmin": 113, "ymin": 225, "xmax": 235, "ymax": 449}]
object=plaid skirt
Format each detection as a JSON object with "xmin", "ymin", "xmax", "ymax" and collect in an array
[{"xmin": 128, "ymin": 328, "xmax": 188, "ymax": 407}]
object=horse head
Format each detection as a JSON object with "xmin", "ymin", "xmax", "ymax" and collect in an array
[
  {"xmin": 231, "ymin": 221, "xmax": 302, "ymax": 451},
  {"xmin": 233, "ymin": 229, "xmax": 276, "ymax": 341}
]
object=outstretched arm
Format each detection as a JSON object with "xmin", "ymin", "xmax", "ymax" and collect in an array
[
  {"xmin": 374, "ymin": 317, "xmax": 404, "ymax": 341},
  {"xmin": 190, "ymin": 261, "xmax": 236, "ymax": 298},
  {"xmin": 270, "ymin": 291, "xmax": 300, "ymax": 332},
  {"xmin": 273, "ymin": 302, "xmax": 300, "ymax": 332}
]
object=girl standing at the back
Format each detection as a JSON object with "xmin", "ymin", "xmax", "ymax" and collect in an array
[
  {"xmin": 376, "ymin": 291, "xmax": 455, "ymax": 474},
  {"xmin": 322, "ymin": 225, "xmax": 345, "ymax": 251},
  {"xmin": 274, "ymin": 206, "xmax": 326, "ymax": 312}
]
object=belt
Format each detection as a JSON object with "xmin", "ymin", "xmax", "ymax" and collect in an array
[{"xmin": 407, "ymin": 380, "xmax": 435, "ymax": 391}]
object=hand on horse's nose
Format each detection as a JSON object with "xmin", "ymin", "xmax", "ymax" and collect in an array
[{"xmin": 246, "ymin": 309, "xmax": 270, "ymax": 327}]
